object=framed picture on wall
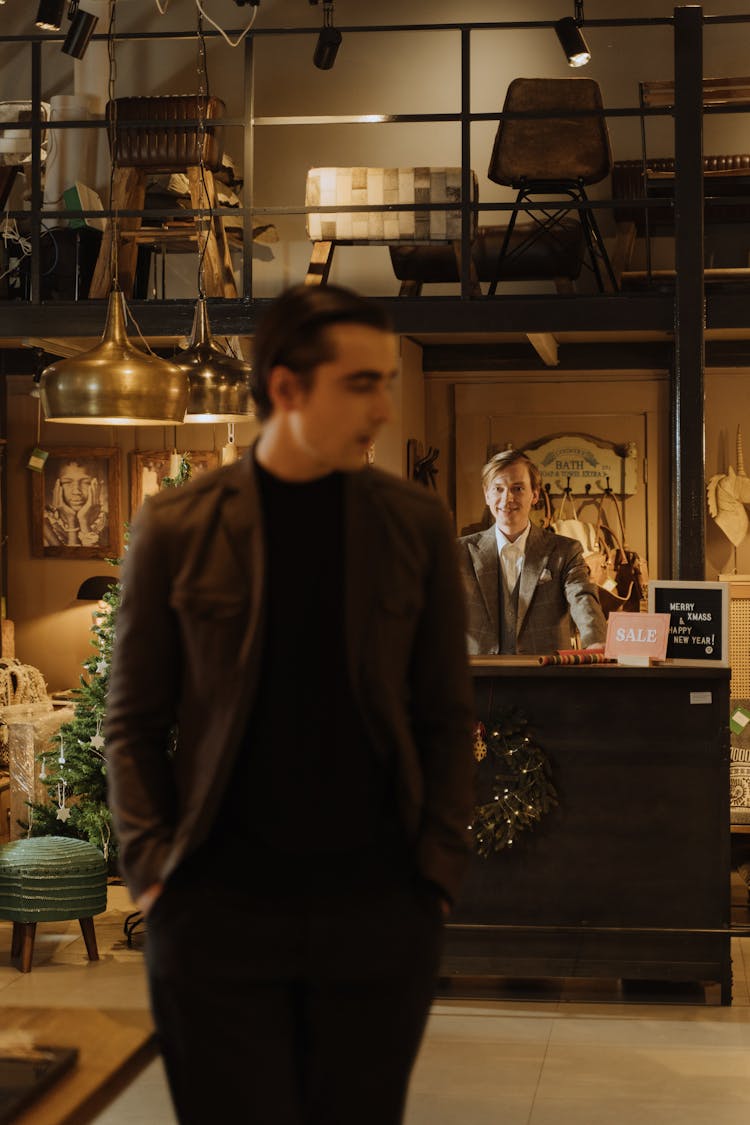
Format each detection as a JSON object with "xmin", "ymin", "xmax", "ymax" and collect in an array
[
  {"xmin": 31, "ymin": 447, "xmax": 121, "ymax": 560},
  {"xmin": 129, "ymin": 450, "xmax": 220, "ymax": 515}
]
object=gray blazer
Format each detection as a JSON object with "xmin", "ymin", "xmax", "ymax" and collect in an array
[
  {"xmin": 105, "ymin": 454, "xmax": 475, "ymax": 905},
  {"xmin": 457, "ymin": 523, "xmax": 607, "ymax": 655}
]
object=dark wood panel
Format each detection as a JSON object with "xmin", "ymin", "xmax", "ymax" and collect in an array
[
  {"xmin": 0, "ymin": 292, "xmax": 676, "ymax": 344},
  {"xmin": 443, "ymin": 664, "xmax": 732, "ymax": 1001}
]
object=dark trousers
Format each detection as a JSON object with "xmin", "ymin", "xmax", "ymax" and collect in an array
[{"xmin": 145, "ymin": 843, "xmax": 444, "ymax": 1125}]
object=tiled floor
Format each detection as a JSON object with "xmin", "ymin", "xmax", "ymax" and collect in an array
[{"xmin": 1, "ymin": 881, "xmax": 750, "ymax": 1123}]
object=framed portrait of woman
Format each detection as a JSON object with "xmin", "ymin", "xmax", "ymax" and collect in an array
[{"xmin": 31, "ymin": 447, "xmax": 121, "ymax": 559}]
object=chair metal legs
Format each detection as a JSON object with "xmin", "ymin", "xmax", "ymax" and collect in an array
[{"xmin": 487, "ymin": 179, "xmax": 618, "ymax": 295}]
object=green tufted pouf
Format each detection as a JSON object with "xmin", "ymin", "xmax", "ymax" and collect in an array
[{"xmin": 0, "ymin": 837, "xmax": 107, "ymax": 972}]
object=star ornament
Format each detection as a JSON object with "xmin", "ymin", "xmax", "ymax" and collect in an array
[
  {"xmin": 56, "ymin": 805, "xmax": 71, "ymax": 822},
  {"xmin": 96, "ymin": 660, "xmax": 108, "ymax": 676},
  {"xmin": 90, "ymin": 733, "xmax": 105, "ymax": 751}
]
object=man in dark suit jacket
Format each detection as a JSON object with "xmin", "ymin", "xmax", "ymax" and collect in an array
[
  {"xmin": 458, "ymin": 449, "xmax": 606, "ymax": 654},
  {"xmin": 105, "ymin": 285, "xmax": 474, "ymax": 1125}
]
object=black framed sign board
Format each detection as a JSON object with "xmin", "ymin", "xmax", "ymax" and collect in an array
[{"xmin": 648, "ymin": 580, "xmax": 729, "ymax": 664}]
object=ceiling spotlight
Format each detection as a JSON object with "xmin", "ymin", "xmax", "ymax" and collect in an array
[
  {"xmin": 555, "ymin": 1, "xmax": 591, "ymax": 68},
  {"xmin": 62, "ymin": 1, "xmax": 98, "ymax": 59},
  {"xmin": 36, "ymin": 0, "xmax": 66, "ymax": 30},
  {"xmin": 314, "ymin": 2, "xmax": 341, "ymax": 70}
]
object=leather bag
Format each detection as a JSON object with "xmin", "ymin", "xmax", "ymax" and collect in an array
[
  {"xmin": 551, "ymin": 493, "xmax": 601, "ymax": 573},
  {"xmin": 594, "ymin": 493, "xmax": 648, "ymax": 616}
]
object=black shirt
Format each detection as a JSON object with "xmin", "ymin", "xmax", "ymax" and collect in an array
[{"xmin": 212, "ymin": 460, "xmax": 394, "ymax": 856}]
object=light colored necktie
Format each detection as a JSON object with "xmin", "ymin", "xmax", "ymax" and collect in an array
[{"xmin": 502, "ymin": 542, "xmax": 521, "ymax": 591}]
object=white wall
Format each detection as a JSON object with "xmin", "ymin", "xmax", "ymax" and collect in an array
[{"xmin": 6, "ymin": 2, "xmax": 750, "ymax": 292}]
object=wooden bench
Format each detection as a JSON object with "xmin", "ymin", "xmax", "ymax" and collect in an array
[
  {"xmin": 304, "ymin": 166, "xmax": 479, "ymax": 289},
  {"xmin": 389, "ymin": 220, "xmax": 585, "ymax": 296}
]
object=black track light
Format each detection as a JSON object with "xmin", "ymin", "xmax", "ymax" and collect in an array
[
  {"xmin": 314, "ymin": 26, "xmax": 342, "ymax": 70},
  {"xmin": 555, "ymin": 1, "xmax": 591, "ymax": 68},
  {"xmin": 313, "ymin": 2, "xmax": 341, "ymax": 70},
  {"xmin": 555, "ymin": 17, "xmax": 591, "ymax": 67},
  {"xmin": 62, "ymin": 1, "xmax": 98, "ymax": 59},
  {"xmin": 36, "ymin": 0, "xmax": 66, "ymax": 30}
]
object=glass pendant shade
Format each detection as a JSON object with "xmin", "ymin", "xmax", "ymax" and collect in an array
[
  {"xmin": 40, "ymin": 289, "xmax": 188, "ymax": 425},
  {"xmin": 178, "ymin": 297, "xmax": 254, "ymax": 423}
]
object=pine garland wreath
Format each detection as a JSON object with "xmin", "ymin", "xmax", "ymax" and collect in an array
[
  {"xmin": 161, "ymin": 452, "xmax": 193, "ymax": 489},
  {"xmin": 470, "ymin": 709, "xmax": 558, "ymax": 858},
  {"xmin": 30, "ymin": 454, "xmax": 194, "ymax": 865}
]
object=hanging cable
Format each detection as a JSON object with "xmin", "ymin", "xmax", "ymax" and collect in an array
[
  {"xmin": 196, "ymin": 11, "xmax": 211, "ymax": 299},
  {"xmin": 194, "ymin": 0, "xmax": 258, "ymax": 48},
  {"xmin": 106, "ymin": 0, "xmax": 119, "ymax": 289}
]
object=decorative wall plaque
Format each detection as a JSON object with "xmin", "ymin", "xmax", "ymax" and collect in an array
[{"xmin": 520, "ymin": 433, "xmax": 638, "ymax": 496}]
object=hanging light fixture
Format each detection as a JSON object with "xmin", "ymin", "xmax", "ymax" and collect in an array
[
  {"xmin": 36, "ymin": 0, "xmax": 66, "ymax": 30},
  {"xmin": 313, "ymin": 1, "xmax": 342, "ymax": 70},
  {"xmin": 179, "ymin": 298, "xmax": 253, "ymax": 422},
  {"xmin": 40, "ymin": 0, "xmax": 189, "ymax": 425},
  {"xmin": 77, "ymin": 575, "xmax": 115, "ymax": 600},
  {"xmin": 177, "ymin": 10, "xmax": 253, "ymax": 424},
  {"xmin": 62, "ymin": 1, "xmax": 99, "ymax": 59},
  {"xmin": 555, "ymin": 1, "xmax": 591, "ymax": 68},
  {"xmin": 40, "ymin": 287, "xmax": 188, "ymax": 424}
]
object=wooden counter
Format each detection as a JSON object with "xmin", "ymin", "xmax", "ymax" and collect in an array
[
  {"xmin": 1, "ymin": 1008, "xmax": 156, "ymax": 1124},
  {"xmin": 443, "ymin": 661, "xmax": 732, "ymax": 1003}
]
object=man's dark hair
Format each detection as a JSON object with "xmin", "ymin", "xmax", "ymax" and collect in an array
[{"xmin": 250, "ymin": 284, "xmax": 393, "ymax": 422}]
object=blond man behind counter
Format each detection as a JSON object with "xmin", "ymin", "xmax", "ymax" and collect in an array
[{"xmin": 457, "ymin": 449, "xmax": 606, "ymax": 655}]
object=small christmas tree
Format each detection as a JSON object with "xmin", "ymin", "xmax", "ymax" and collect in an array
[
  {"xmin": 30, "ymin": 579, "xmax": 119, "ymax": 862},
  {"xmin": 29, "ymin": 454, "xmax": 193, "ymax": 865}
]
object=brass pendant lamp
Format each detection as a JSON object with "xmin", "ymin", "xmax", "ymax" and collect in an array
[
  {"xmin": 40, "ymin": 1, "xmax": 189, "ymax": 426},
  {"xmin": 179, "ymin": 297, "xmax": 253, "ymax": 423},
  {"xmin": 176, "ymin": 13, "xmax": 253, "ymax": 425},
  {"xmin": 173, "ymin": 8, "xmax": 253, "ymax": 426},
  {"xmin": 40, "ymin": 287, "xmax": 188, "ymax": 425}
]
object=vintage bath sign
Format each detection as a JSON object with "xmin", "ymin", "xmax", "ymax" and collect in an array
[{"xmin": 521, "ymin": 433, "xmax": 638, "ymax": 496}]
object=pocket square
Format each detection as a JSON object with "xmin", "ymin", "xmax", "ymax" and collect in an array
[{"xmin": 538, "ymin": 568, "xmax": 553, "ymax": 584}]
